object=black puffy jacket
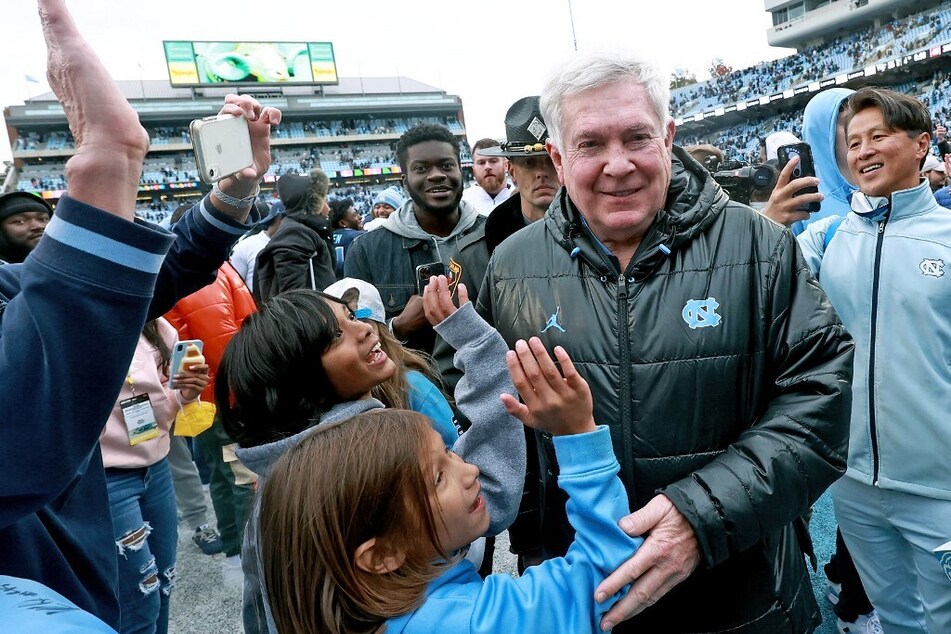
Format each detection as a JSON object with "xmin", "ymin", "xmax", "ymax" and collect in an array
[{"xmin": 478, "ymin": 147, "xmax": 853, "ymax": 633}]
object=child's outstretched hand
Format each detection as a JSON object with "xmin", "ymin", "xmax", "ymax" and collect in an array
[
  {"xmin": 500, "ymin": 337, "xmax": 596, "ymax": 436},
  {"xmin": 423, "ymin": 274, "xmax": 468, "ymax": 326}
]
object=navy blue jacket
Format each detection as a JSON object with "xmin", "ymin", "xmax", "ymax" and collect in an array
[{"xmin": 0, "ymin": 195, "xmax": 248, "ymax": 627}]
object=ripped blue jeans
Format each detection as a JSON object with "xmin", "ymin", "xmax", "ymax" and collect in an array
[{"xmin": 105, "ymin": 458, "xmax": 177, "ymax": 634}]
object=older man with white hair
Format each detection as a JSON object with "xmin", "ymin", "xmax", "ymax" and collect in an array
[{"xmin": 477, "ymin": 54, "xmax": 853, "ymax": 633}]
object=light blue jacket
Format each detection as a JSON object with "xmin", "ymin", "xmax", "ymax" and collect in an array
[
  {"xmin": 793, "ymin": 87, "xmax": 857, "ymax": 235},
  {"xmin": 387, "ymin": 426, "xmax": 642, "ymax": 634},
  {"xmin": 798, "ymin": 180, "xmax": 951, "ymax": 500},
  {"xmin": 406, "ymin": 370, "xmax": 459, "ymax": 446}
]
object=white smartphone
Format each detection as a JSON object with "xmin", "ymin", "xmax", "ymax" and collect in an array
[
  {"xmin": 169, "ymin": 339, "xmax": 204, "ymax": 389},
  {"xmin": 189, "ymin": 114, "xmax": 253, "ymax": 184}
]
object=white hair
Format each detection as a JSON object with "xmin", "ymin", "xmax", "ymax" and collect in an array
[{"xmin": 540, "ymin": 53, "xmax": 672, "ymax": 150}]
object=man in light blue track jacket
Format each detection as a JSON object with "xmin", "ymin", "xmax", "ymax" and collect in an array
[{"xmin": 798, "ymin": 87, "xmax": 951, "ymax": 634}]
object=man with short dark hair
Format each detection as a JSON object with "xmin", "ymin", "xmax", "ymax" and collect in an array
[
  {"xmin": 344, "ymin": 124, "xmax": 484, "ymax": 353},
  {"xmin": 329, "ymin": 197, "xmax": 364, "ymax": 277},
  {"xmin": 799, "ymin": 86, "xmax": 951, "ymax": 633},
  {"xmin": 461, "ymin": 137, "xmax": 512, "ymax": 215},
  {"xmin": 0, "ymin": 191, "xmax": 52, "ymax": 264}
]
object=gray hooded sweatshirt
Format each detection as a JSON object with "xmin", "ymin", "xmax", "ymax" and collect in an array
[
  {"xmin": 381, "ymin": 198, "xmax": 482, "ymax": 267},
  {"xmin": 236, "ymin": 303, "xmax": 526, "ymax": 634}
]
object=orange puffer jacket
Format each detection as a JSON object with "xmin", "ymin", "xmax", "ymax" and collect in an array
[{"xmin": 165, "ymin": 263, "xmax": 257, "ymax": 402}]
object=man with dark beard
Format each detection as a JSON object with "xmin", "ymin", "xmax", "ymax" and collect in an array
[
  {"xmin": 0, "ymin": 192, "xmax": 52, "ymax": 264},
  {"xmin": 345, "ymin": 124, "xmax": 484, "ymax": 353}
]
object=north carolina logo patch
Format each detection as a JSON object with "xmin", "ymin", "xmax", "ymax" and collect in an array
[
  {"xmin": 919, "ymin": 258, "xmax": 945, "ymax": 278},
  {"xmin": 682, "ymin": 297, "xmax": 722, "ymax": 329}
]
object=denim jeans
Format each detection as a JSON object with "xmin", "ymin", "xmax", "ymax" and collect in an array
[
  {"xmin": 832, "ymin": 475, "xmax": 951, "ymax": 634},
  {"xmin": 105, "ymin": 458, "xmax": 178, "ymax": 634}
]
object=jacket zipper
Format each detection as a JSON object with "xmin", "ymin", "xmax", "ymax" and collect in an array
[
  {"xmin": 617, "ymin": 274, "xmax": 636, "ymax": 493},
  {"xmin": 868, "ymin": 218, "xmax": 887, "ymax": 485}
]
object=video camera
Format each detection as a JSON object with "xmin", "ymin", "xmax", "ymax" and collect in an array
[{"xmin": 703, "ymin": 156, "xmax": 778, "ymax": 206}]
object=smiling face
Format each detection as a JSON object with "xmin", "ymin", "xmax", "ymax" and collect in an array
[
  {"xmin": 320, "ymin": 300, "xmax": 396, "ymax": 401},
  {"xmin": 403, "ymin": 141, "xmax": 463, "ymax": 218},
  {"xmin": 847, "ymin": 106, "xmax": 929, "ymax": 198},
  {"xmin": 342, "ymin": 206, "xmax": 364, "ymax": 230},
  {"xmin": 509, "ymin": 155, "xmax": 558, "ymax": 221},
  {"xmin": 549, "ymin": 81, "xmax": 674, "ymax": 250},
  {"xmin": 372, "ymin": 202, "xmax": 395, "ymax": 219},
  {"xmin": 424, "ymin": 427, "xmax": 489, "ymax": 553}
]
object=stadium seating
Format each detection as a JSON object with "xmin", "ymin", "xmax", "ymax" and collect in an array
[{"xmin": 671, "ymin": 3, "xmax": 951, "ymax": 118}]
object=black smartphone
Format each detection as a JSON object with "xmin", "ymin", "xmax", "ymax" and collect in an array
[
  {"xmin": 777, "ymin": 142, "xmax": 821, "ymax": 213},
  {"xmin": 416, "ymin": 262, "xmax": 446, "ymax": 295}
]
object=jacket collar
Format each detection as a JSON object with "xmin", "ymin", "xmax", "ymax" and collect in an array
[
  {"xmin": 886, "ymin": 178, "xmax": 941, "ymax": 221},
  {"xmin": 484, "ymin": 193, "xmax": 529, "ymax": 256}
]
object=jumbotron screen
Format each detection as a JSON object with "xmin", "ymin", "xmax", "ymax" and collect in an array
[{"xmin": 163, "ymin": 41, "xmax": 338, "ymax": 87}]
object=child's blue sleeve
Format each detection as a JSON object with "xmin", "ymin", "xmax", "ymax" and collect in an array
[{"xmin": 467, "ymin": 426, "xmax": 641, "ymax": 633}]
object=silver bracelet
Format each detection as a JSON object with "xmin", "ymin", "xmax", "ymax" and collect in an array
[{"xmin": 212, "ymin": 182, "xmax": 260, "ymax": 208}]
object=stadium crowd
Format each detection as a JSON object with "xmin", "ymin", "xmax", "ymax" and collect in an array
[
  {"xmin": 671, "ymin": 1, "xmax": 951, "ymax": 116},
  {"xmin": 4, "ymin": 1, "xmax": 951, "ymax": 634}
]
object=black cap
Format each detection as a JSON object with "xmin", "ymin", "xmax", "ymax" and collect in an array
[{"xmin": 0, "ymin": 191, "xmax": 54, "ymax": 222}]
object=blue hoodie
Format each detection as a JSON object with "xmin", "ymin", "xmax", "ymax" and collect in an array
[
  {"xmin": 0, "ymin": 195, "xmax": 249, "ymax": 628},
  {"xmin": 793, "ymin": 87, "xmax": 857, "ymax": 235},
  {"xmin": 387, "ymin": 426, "xmax": 642, "ymax": 634}
]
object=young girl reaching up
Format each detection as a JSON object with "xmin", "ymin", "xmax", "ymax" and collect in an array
[
  {"xmin": 258, "ymin": 335, "xmax": 644, "ymax": 634},
  {"xmin": 215, "ymin": 278, "xmax": 525, "ymax": 634}
]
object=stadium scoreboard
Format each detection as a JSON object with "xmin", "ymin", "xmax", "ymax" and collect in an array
[{"xmin": 163, "ymin": 40, "xmax": 338, "ymax": 87}]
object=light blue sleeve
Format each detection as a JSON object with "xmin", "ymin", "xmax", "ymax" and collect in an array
[
  {"xmin": 466, "ymin": 427, "xmax": 642, "ymax": 634},
  {"xmin": 406, "ymin": 370, "xmax": 459, "ymax": 447},
  {"xmin": 796, "ymin": 214, "xmax": 842, "ymax": 277},
  {"xmin": 0, "ymin": 576, "xmax": 118, "ymax": 633}
]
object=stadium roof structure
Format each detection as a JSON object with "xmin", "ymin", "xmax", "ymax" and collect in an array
[
  {"xmin": 5, "ymin": 76, "xmax": 464, "ymax": 126},
  {"xmin": 766, "ymin": 0, "xmax": 936, "ymax": 50}
]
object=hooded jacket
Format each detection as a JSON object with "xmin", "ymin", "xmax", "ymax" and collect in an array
[
  {"xmin": 794, "ymin": 87, "xmax": 857, "ymax": 235},
  {"xmin": 799, "ymin": 180, "xmax": 951, "ymax": 501},
  {"xmin": 344, "ymin": 199, "xmax": 484, "ymax": 353},
  {"xmin": 0, "ymin": 194, "xmax": 250, "ymax": 629},
  {"xmin": 235, "ymin": 304, "xmax": 526, "ymax": 634},
  {"xmin": 478, "ymin": 146, "xmax": 853, "ymax": 633},
  {"xmin": 253, "ymin": 172, "xmax": 336, "ymax": 303}
]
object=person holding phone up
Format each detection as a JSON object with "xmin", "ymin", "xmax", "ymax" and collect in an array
[
  {"xmin": 0, "ymin": 1, "xmax": 282, "ymax": 629},
  {"xmin": 98, "ymin": 319, "xmax": 209, "ymax": 634}
]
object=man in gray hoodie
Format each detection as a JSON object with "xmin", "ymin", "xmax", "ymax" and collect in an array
[{"xmin": 344, "ymin": 124, "xmax": 485, "ymax": 353}]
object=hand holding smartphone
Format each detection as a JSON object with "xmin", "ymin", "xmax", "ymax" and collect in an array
[
  {"xmin": 169, "ymin": 340, "xmax": 204, "ymax": 389},
  {"xmin": 189, "ymin": 114, "xmax": 254, "ymax": 184},
  {"xmin": 416, "ymin": 262, "xmax": 446, "ymax": 295},
  {"xmin": 777, "ymin": 142, "xmax": 821, "ymax": 213}
]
